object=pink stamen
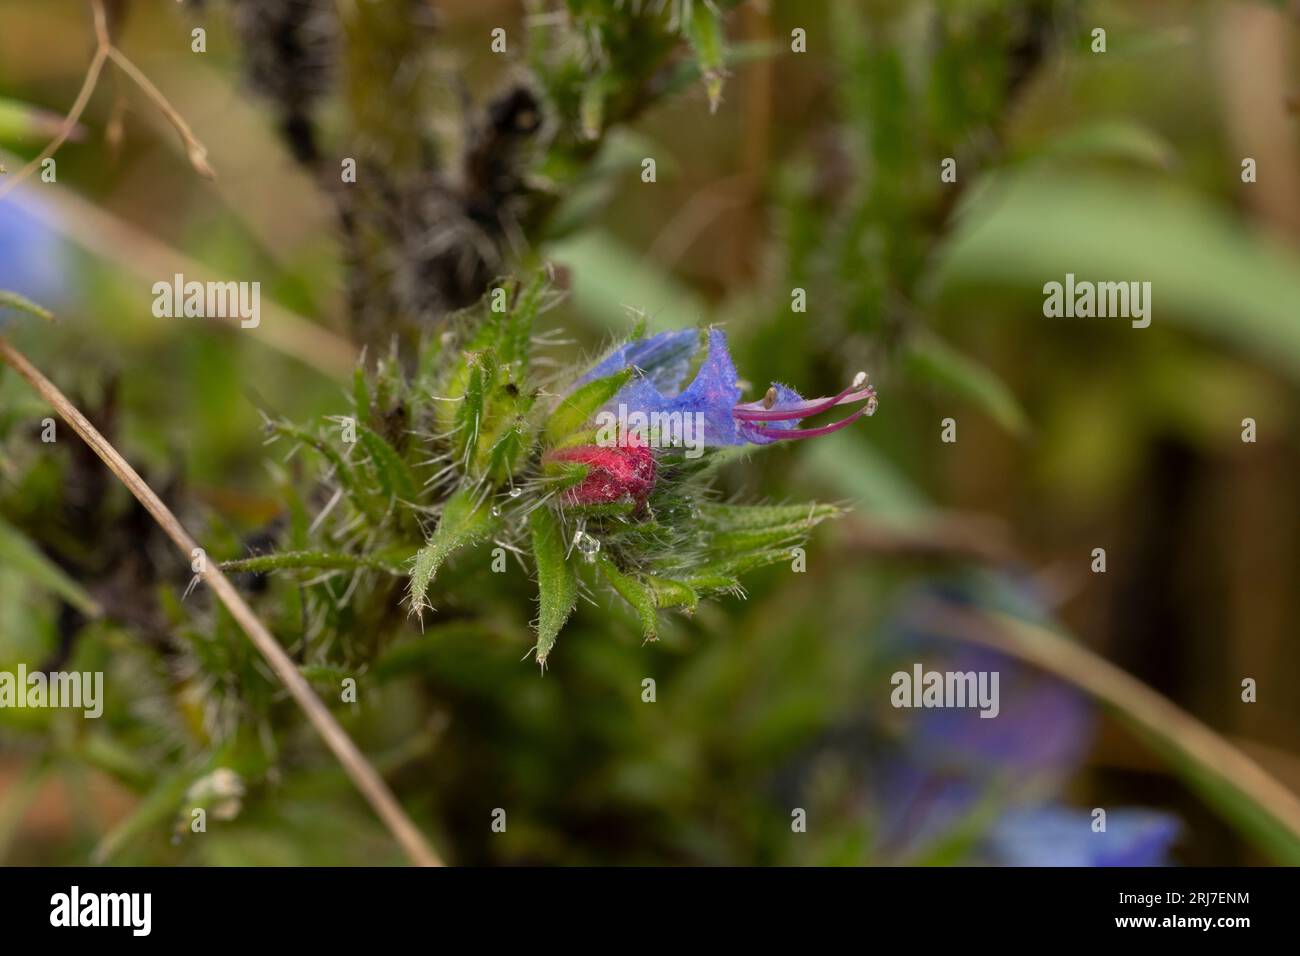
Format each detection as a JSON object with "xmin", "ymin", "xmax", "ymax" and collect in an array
[
  {"xmin": 733, "ymin": 382, "xmax": 875, "ymax": 423},
  {"xmin": 760, "ymin": 400, "xmax": 874, "ymax": 440}
]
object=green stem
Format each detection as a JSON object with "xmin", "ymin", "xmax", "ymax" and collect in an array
[{"xmin": 221, "ymin": 549, "xmax": 411, "ymax": 576}]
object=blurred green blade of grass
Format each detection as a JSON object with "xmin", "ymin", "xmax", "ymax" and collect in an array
[
  {"xmin": 91, "ymin": 766, "xmax": 199, "ymax": 865},
  {"xmin": 934, "ymin": 173, "xmax": 1300, "ymax": 381},
  {"xmin": 903, "ymin": 331, "xmax": 1030, "ymax": 436},
  {"xmin": 1023, "ymin": 119, "xmax": 1179, "ymax": 171},
  {"xmin": 0, "ymin": 96, "xmax": 81, "ymax": 145},
  {"xmin": 0, "ymin": 515, "xmax": 100, "ymax": 617},
  {"xmin": 797, "ymin": 431, "xmax": 932, "ymax": 530},
  {"xmin": 1130, "ymin": 722, "xmax": 1300, "ymax": 866},
  {"xmin": 545, "ymin": 231, "xmax": 707, "ymax": 332},
  {"xmin": 0, "ymin": 290, "xmax": 55, "ymax": 322}
]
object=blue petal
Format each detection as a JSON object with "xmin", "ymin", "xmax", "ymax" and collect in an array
[
  {"xmin": 576, "ymin": 329, "xmax": 824, "ymax": 447},
  {"xmin": 988, "ymin": 805, "xmax": 1181, "ymax": 866},
  {"xmin": 0, "ymin": 195, "xmax": 68, "ymax": 319},
  {"xmin": 909, "ymin": 658, "xmax": 1093, "ymax": 777},
  {"xmin": 662, "ymin": 328, "xmax": 744, "ymax": 444},
  {"xmin": 584, "ymin": 328, "xmax": 748, "ymax": 446},
  {"xmin": 577, "ymin": 328, "xmax": 701, "ymax": 392},
  {"xmin": 881, "ymin": 581, "xmax": 1095, "ymax": 779}
]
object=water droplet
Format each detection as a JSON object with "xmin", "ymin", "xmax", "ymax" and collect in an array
[
  {"xmin": 572, "ymin": 529, "xmax": 601, "ymax": 562},
  {"xmin": 490, "ymin": 505, "xmax": 501, "ymax": 517},
  {"xmin": 508, "ymin": 487, "xmax": 522, "ymax": 498}
]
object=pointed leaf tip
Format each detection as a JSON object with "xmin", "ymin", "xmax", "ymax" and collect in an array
[{"xmin": 529, "ymin": 505, "xmax": 577, "ymax": 664}]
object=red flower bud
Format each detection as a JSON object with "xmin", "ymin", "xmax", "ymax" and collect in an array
[{"xmin": 544, "ymin": 437, "xmax": 656, "ymax": 509}]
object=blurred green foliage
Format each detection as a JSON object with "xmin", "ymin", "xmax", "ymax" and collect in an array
[{"xmin": 2, "ymin": 0, "xmax": 1299, "ymax": 865}]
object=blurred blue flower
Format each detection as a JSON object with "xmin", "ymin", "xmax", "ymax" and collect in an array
[
  {"xmin": 0, "ymin": 193, "xmax": 68, "ymax": 315},
  {"xmin": 579, "ymin": 328, "xmax": 877, "ymax": 446},
  {"xmin": 910, "ymin": 655, "xmax": 1094, "ymax": 777},
  {"xmin": 873, "ymin": 648, "xmax": 1094, "ymax": 858},
  {"xmin": 987, "ymin": 805, "xmax": 1181, "ymax": 866},
  {"xmin": 860, "ymin": 574, "xmax": 1182, "ymax": 865}
]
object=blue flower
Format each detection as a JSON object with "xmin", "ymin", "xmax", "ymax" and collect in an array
[
  {"xmin": 0, "ymin": 193, "xmax": 68, "ymax": 310},
  {"xmin": 578, "ymin": 328, "xmax": 877, "ymax": 446},
  {"xmin": 873, "ymin": 648, "xmax": 1095, "ymax": 859},
  {"xmin": 906, "ymin": 648, "xmax": 1094, "ymax": 777},
  {"xmin": 987, "ymin": 805, "xmax": 1181, "ymax": 866}
]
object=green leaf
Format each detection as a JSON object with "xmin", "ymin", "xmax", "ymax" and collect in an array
[
  {"xmin": 688, "ymin": 547, "xmax": 800, "ymax": 579},
  {"xmin": 356, "ymin": 422, "xmax": 418, "ymax": 503},
  {"xmin": 934, "ymin": 172, "xmax": 1300, "ymax": 383},
  {"xmin": 698, "ymin": 501, "xmax": 839, "ymax": 530},
  {"xmin": 453, "ymin": 351, "xmax": 495, "ymax": 464},
  {"xmin": 903, "ymin": 331, "xmax": 1029, "ymax": 436},
  {"xmin": 705, "ymin": 525, "xmax": 821, "ymax": 554},
  {"xmin": 595, "ymin": 554, "xmax": 658, "ymax": 639},
  {"xmin": 352, "ymin": 365, "xmax": 371, "ymax": 424},
  {"xmin": 683, "ymin": 0, "xmax": 726, "ymax": 113},
  {"xmin": 408, "ymin": 488, "xmax": 498, "ymax": 616},
  {"xmin": 644, "ymin": 575, "xmax": 698, "ymax": 612},
  {"xmin": 479, "ymin": 420, "xmax": 531, "ymax": 485},
  {"xmin": 0, "ymin": 515, "xmax": 99, "ymax": 617},
  {"xmin": 502, "ymin": 269, "xmax": 548, "ymax": 367},
  {"xmin": 680, "ymin": 573, "xmax": 739, "ymax": 595},
  {"xmin": 698, "ymin": 501, "xmax": 841, "ymax": 553},
  {"xmin": 1026, "ymin": 120, "xmax": 1178, "ymax": 171},
  {"xmin": 529, "ymin": 505, "xmax": 577, "ymax": 666},
  {"xmin": 473, "ymin": 270, "xmax": 547, "ymax": 368},
  {"xmin": 372, "ymin": 347, "xmax": 406, "ymax": 413},
  {"xmin": 544, "ymin": 367, "xmax": 633, "ymax": 445}
]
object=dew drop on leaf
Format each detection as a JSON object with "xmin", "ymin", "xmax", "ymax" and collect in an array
[{"xmin": 572, "ymin": 528, "xmax": 601, "ymax": 562}]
